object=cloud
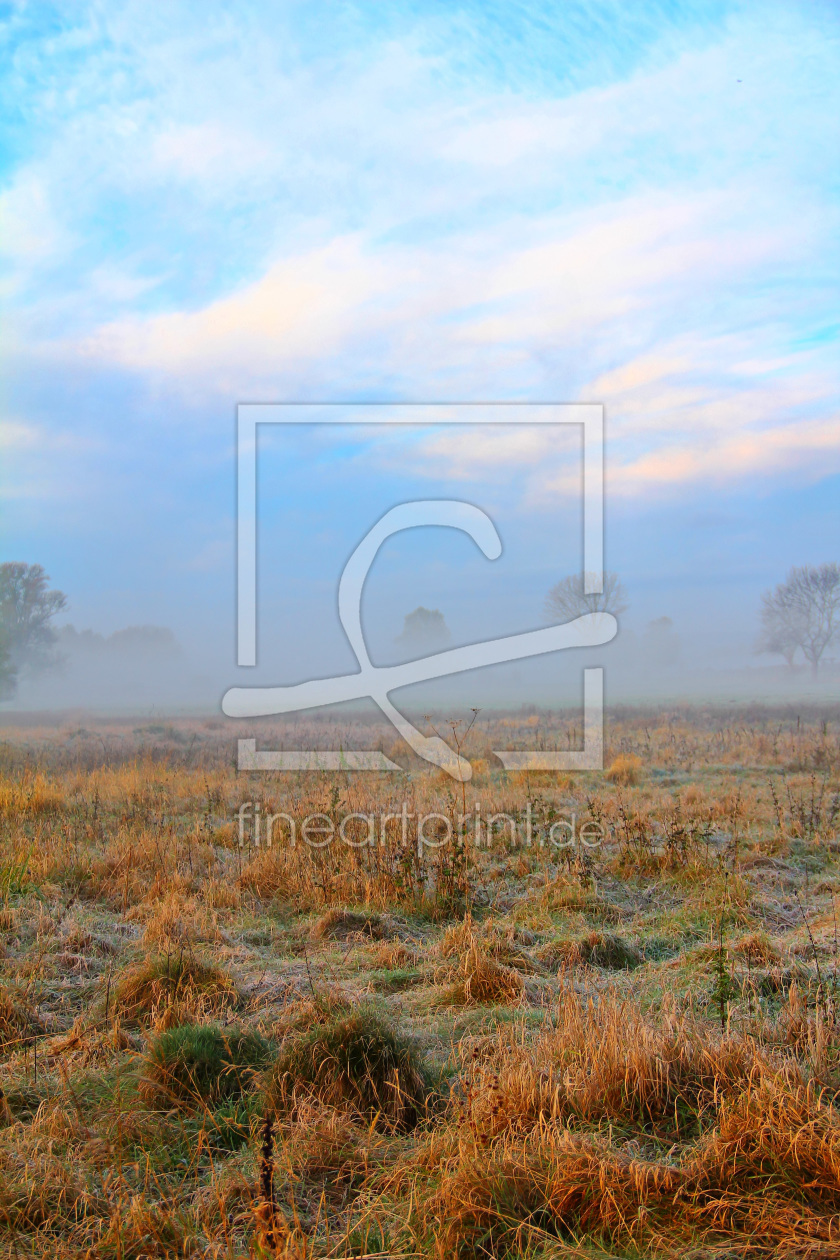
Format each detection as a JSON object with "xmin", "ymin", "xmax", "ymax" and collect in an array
[
  {"xmin": 52, "ymin": 172, "xmax": 839, "ymax": 501},
  {"xmin": 4, "ymin": 3, "xmax": 837, "ymax": 331},
  {"xmin": 0, "ymin": 171, "xmax": 67, "ymax": 266},
  {"xmin": 150, "ymin": 123, "xmax": 273, "ymax": 183},
  {"xmin": 0, "ymin": 419, "xmax": 41, "ymax": 451},
  {"xmin": 607, "ymin": 414, "xmax": 840, "ymax": 495},
  {"xmin": 0, "ymin": 170, "xmax": 72, "ymax": 310},
  {"xmin": 72, "ymin": 236, "xmax": 398, "ymax": 388},
  {"xmin": 3, "ymin": 0, "xmax": 839, "ymax": 509},
  {"xmin": 65, "ymin": 184, "xmax": 824, "ymax": 386}
]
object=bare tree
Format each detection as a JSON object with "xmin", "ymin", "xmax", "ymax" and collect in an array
[
  {"xmin": 544, "ymin": 571, "xmax": 627, "ymax": 623},
  {"xmin": 755, "ymin": 605, "xmax": 803, "ymax": 671},
  {"xmin": 0, "ymin": 563, "xmax": 67, "ymax": 688},
  {"xmin": 758, "ymin": 564, "xmax": 840, "ymax": 676}
]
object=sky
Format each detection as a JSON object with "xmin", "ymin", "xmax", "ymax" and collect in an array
[{"xmin": 1, "ymin": 0, "xmax": 839, "ymax": 709}]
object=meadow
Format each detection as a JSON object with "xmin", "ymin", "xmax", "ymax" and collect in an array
[{"xmin": 1, "ymin": 703, "xmax": 840, "ymax": 1258}]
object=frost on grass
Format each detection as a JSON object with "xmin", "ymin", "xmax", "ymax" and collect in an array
[{"xmin": 0, "ymin": 706, "xmax": 839, "ymax": 1257}]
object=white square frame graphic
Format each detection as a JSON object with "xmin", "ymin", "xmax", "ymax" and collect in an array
[{"xmin": 234, "ymin": 403, "xmax": 606, "ymax": 772}]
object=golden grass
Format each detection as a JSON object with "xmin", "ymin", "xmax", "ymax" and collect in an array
[
  {"xmin": 0, "ymin": 705, "xmax": 837, "ymax": 1256},
  {"xmin": 432, "ymin": 1067, "xmax": 840, "ymax": 1258},
  {"xmin": 0, "ymin": 986, "xmax": 41, "ymax": 1055},
  {"xmin": 454, "ymin": 988, "xmax": 780, "ymax": 1142},
  {"xmin": 310, "ymin": 907, "xmax": 386, "ymax": 942},
  {"xmin": 113, "ymin": 953, "xmax": 239, "ymax": 1022},
  {"xmin": 440, "ymin": 933, "xmax": 527, "ymax": 1007},
  {"xmin": 605, "ymin": 753, "xmax": 644, "ymax": 785}
]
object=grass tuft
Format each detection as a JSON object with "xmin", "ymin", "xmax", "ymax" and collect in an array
[
  {"xmin": 310, "ymin": 907, "xmax": 385, "ymax": 942},
  {"xmin": 444, "ymin": 939, "xmax": 526, "ymax": 1007},
  {"xmin": 0, "ymin": 987, "xmax": 42, "ymax": 1056},
  {"xmin": 265, "ymin": 1005, "xmax": 428, "ymax": 1129},
  {"xmin": 605, "ymin": 753, "xmax": 644, "ymax": 784},
  {"xmin": 113, "ymin": 953, "xmax": 238, "ymax": 1021},
  {"xmin": 549, "ymin": 930, "xmax": 643, "ymax": 971},
  {"xmin": 141, "ymin": 1022, "xmax": 272, "ymax": 1106}
]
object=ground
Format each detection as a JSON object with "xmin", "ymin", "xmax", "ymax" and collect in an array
[{"xmin": 0, "ymin": 704, "xmax": 839, "ymax": 1258}]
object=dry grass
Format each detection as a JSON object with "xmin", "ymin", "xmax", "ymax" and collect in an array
[
  {"xmin": 0, "ymin": 704, "xmax": 838, "ymax": 1256},
  {"xmin": 0, "ymin": 987, "xmax": 41, "ymax": 1055},
  {"xmin": 113, "ymin": 953, "xmax": 239, "ymax": 1022},
  {"xmin": 432, "ymin": 1067, "xmax": 840, "ymax": 1258},
  {"xmin": 439, "ymin": 929, "xmax": 527, "ymax": 1007},
  {"xmin": 310, "ymin": 907, "xmax": 386, "ymax": 942},
  {"xmin": 542, "ymin": 929, "xmax": 643, "ymax": 970},
  {"xmin": 605, "ymin": 753, "xmax": 644, "ymax": 785},
  {"xmin": 454, "ymin": 988, "xmax": 781, "ymax": 1141}
]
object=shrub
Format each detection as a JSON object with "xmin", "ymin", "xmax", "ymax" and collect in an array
[
  {"xmin": 141, "ymin": 1023, "xmax": 272, "ymax": 1106},
  {"xmin": 265, "ymin": 1006, "xmax": 428, "ymax": 1129}
]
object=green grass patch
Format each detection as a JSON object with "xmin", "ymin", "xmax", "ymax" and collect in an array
[
  {"xmin": 141, "ymin": 1022, "xmax": 272, "ymax": 1107},
  {"xmin": 265, "ymin": 1005, "xmax": 429, "ymax": 1129}
]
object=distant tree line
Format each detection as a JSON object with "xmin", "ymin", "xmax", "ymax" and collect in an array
[
  {"xmin": 0, "ymin": 563, "xmax": 183, "ymax": 702},
  {"xmin": 3, "ymin": 558, "xmax": 837, "ymax": 704}
]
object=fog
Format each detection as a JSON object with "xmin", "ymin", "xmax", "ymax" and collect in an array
[
  {"xmin": 4, "ymin": 419, "xmax": 839, "ymax": 724},
  {"xmin": 2, "ymin": 2, "xmax": 838, "ymax": 735},
  {"xmin": 5, "ymin": 577, "xmax": 837, "ymax": 721},
  {"xmin": 11, "ymin": 623, "xmax": 212, "ymax": 713}
]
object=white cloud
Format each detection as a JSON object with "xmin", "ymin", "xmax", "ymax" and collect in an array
[
  {"xmin": 0, "ymin": 170, "xmax": 71, "ymax": 300},
  {"xmin": 64, "ymin": 185, "xmax": 805, "ymax": 386},
  {"xmin": 403, "ymin": 426, "xmax": 574, "ymax": 484},
  {"xmin": 52, "ymin": 179, "xmax": 838, "ymax": 507},
  {"xmin": 150, "ymin": 123, "xmax": 272, "ymax": 182},
  {"xmin": 606, "ymin": 414, "xmax": 840, "ymax": 496},
  {"xmin": 0, "ymin": 419, "xmax": 41, "ymax": 451},
  {"xmin": 73, "ymin": 235, "xmax": 400, "ymax": 385},
  {"xmin": 4, "ymin": 1, "xmax": 838, "ymax": 507}
]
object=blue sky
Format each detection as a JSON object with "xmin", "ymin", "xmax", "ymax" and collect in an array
[{"xmin": 1, "ymin": 0, "xmax": 839, "ymax": 702}]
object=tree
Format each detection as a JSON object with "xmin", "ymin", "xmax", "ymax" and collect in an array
[
  {"xmin": 755, "ymin": 605, "xmax": 803, "ymax": 671},
  {"xmin": 0, "ymin": 563, "xmax": 67, "ymax": 686},
  {"xmin": 757, "ymin": 564, "xmax": 840, "ymax": 676},
  {"xmin": 396, "ymin": 607, "xmax": 451, "ymax": 651},
  {"xmin": 544, "ymin": 571, "xmax": 627, "ymax": 623},
  {"xmin": 0, "ymin": 624, "xmax": 16, "ymax": 700}
]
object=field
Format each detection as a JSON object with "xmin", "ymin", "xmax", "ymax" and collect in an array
[{"xmin": 1, "ymin": 704, "xmax": 840, "ymax": 1259}]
